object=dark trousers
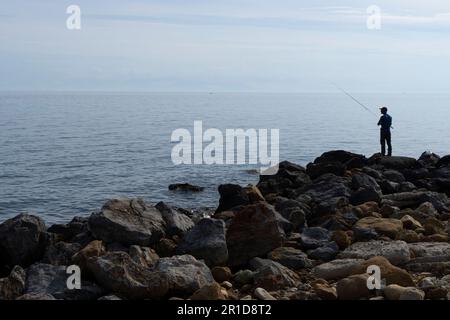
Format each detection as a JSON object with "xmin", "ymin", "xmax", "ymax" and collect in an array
[{"xmin": 380, "ymin": 129, "xmax": 392, "ymax": 156}]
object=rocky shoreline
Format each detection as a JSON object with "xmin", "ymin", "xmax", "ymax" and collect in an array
[{"xmin": 1, "ymin": 150, "xmax": 450, "ymax": 300}]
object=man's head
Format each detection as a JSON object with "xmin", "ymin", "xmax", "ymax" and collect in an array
[{"xmin": 380, "ymin": 107, "xmax": 388, "ymax": 114}]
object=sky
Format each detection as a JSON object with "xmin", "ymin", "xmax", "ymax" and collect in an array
[{"xmin": 1, "ymin": 0, "xmax": 450, "ymax": 92}]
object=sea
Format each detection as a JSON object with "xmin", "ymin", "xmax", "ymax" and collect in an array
[{"xmin": 1, "ymin": 92, "xmax": 449, "ymax": 223}]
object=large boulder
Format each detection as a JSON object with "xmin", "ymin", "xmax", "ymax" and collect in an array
[
  {"xmin": 354, "ymin": 217, "xmax": 403, "ymax": 239},
  {"xmin": 312, "ymin": 259, "xmax": 364, "ymax": 280},
  {"xmin": 47, "ymin": 216, "xmax": 91, "ymax": 245},
  {"xmin": 226, "ymin": 203, "xmax": 285, "ymax": 266},
  {"xmin": 176, "ymin": 218, "xmax": 228, "ymax": 267},
  {"xmin": 306, "ymin": 162, "xmax": 346, "ymax": 180},
  {"xmin": 42, "ymin": 241, "xmax": 82, "ymax": 266},
  {"xmin": 379, "ymin": 156, "xmax": 419, "ymax": 170},
  {"xmin": 0, "ymin": 214, "xmax": 48, "ymax": 272},
  {"xmin": 267, "ymin": 247, "xmax": 312, "ymax": 270},
  {"xmin": 382, "ymin": 191, "xmax": 449, "ymax": 213},
  {"xmin": 0, "ymin": 265, "xmax": 26, "ymax": 299},
  {"xmin": 86, "ymin": 252, "xmax": 168, "ymax": 299},
  {"xmin": 154, "ymin": 255, "xmax": 215, "ymax": 296},
  {"xmin": 155, "ymin": 202, "xmax": 194, "ymax": 237},
  {"xmin": 299, "ymin": 227, "xmax": 331, "ymax": 250},
  {"xmin": 339, "ymin": 240, "xmax": 411, "ymax": 265},
  {"xmin": 350, "ymin": 173, "xmax": 382, "ymax": 205},
  {"xmin": 26, "ymin": 263, "xmax": 105, "ymax": 300},
  {"xmin": 215, "ymin": 184, "xmax": 250, "ymax": 213},
  {"xmin": 88, "ymin": 198, "xmax": 166, "ymax": 246},
  {"xmin": 313, "ymin": 150, "xmax": 367, "ymax": 166}
]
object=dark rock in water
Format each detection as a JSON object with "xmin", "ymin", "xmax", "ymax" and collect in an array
[
  {"xmin": 155, "ymin": 202, "xmax": 194, "ymax": 237},
  {"xmin": 226, "ymin": 203, "xmax": 285, "ymax": 267},
  {"xmin": 252, "ymin": 259, "xmax": 299, "ymax": 291},
  {"xmin": 0, "ymin": 265, "xmax": 26, "ymax": 299},
  {"xmin": 306, "ymin": 162, "xmax": 346, "ymax": 180},
  {"xmin": 215, "ymin": 184, "xmax": 250, "ymax": 213},
  {"xmin": 267, "ymin": 247, "xmax": 312, "ymax": 270},
  {"xmin": 257, "ymin": 161, "xmax": 311, "ymax": 196},
  {"xmin": 168, "ymin": 183, "xmax": 204, "ymax": 192},
  {"xmin": 86, "ymin": 252, "xmax": 168, "ymax": 299},
  {"xmin": 303, "ymin": 174, "xmax": 351, "ymax": 215},
  {"xmin": 42, "ymin": 241, "xmax": 82, "ymax": 266},
  {"xmin": 154, "ymin": 254, "xmax": 215, "ymax": 296},
  {"xmin": 47, "ymin": 216, "xmax": 90, "ymax": 244},
  {"xmin": 0, "ymin": 214, "xmax": 48, "ymax": 272},
  {"xmin": 299, "ymin": 227, "xmax": 331, "ymax": 250},
  {"xmin": 307, "ymin": 241, "xmax": 339, "ymax": 262},
  {"xmin": 313, "ymin": 150, "xmax": 367, "ymax": 165},
  {"xmin": 436, "ymin": 155, "xmax": 450, "ymax": 168},
  {"xmin": 26, "ymin": 263, "xmax": 105, "ymax": 300},
  {"xmin": 176, "ymin": 218, "xmax": 228, "ymax": 267},
  {"xmin": 88, "ymin": 198, "xmax": 166, "ymax": 246}
]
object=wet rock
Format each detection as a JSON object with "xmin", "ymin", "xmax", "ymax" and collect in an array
[
  {"xmin": 26, "ymin": 263, "xmax": 105, "ymax": 300},
  {"xmin": 314, "ymin": 150, "xmax": 367, "ymax": 166},
  {"xmin": 339, "ymin": 240, "xmax": 411, "ymax": 265},
  {"xmin": 336, "ymin": 274, "xmax": 370, "ymax": 300},
  {"xmin": 312, "ymin": 259, "xmax": 364, "ymax": 280},
  {"xmin": 354, "ymin": 217, "xmax": 403, "ymax": 239},
  {"xmin": 176, "ymin": 218, "xmax": 228, "ymax": 267},
  {"xmin": 254, "ymin": 287, "xmax": 276, "ymax": 300},
  {"xmin": 190, "ymin": 282, "xmax": 227, "ymax": 300},
  {"xmin": 350, "ymin": 187, "xmax": 382, "ymax": 206},
  {"xmin": 86, "ymin": 252, "xmax": 168, "ymax": 299},
  {"xmin": 0, "ymin": 214, "xmax": 48, "ymax": 271},
  {"xmin": 154, "ymin": 255, "xmax": 215, "ymax": 296},
  {"xmin": 383, "ymin": 170, "xmax": 406, "ymax": 183},
  {"xmin": 299, "ymin": 227, "xmax": 331, "ymax": 250},
  {"xmin": 267, "ymin": 247, "xmax": 312, "ymax": 269},
  {"xmin": 252, "ymin": 259, "xmax": 299, "ymax": 291},
  {"xmin": 88, "ymin": 198, "xmax": 166, "ymax": 246},
  {"xmin": 0, "ymin": 265, "xmax": 26, "ymax": 299},
  {"xmin": 226, "ymin": 203, "xmax": 285, "ymax": 267},
  {"xmin": 215, "ymin": 184, "xmax": 250, "ymax": 213},
  {"xmin": 155, "ymin": 202, "xmax": 194, "ymax": 237},
  {"xmin": 168, "ymin": 183, "xmax": 204, "ymax": 192}
]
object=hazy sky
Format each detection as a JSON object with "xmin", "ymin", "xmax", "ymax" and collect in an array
[{"xmin": 1, "ymin": 0, "xmax": 450, "ymax": 92}]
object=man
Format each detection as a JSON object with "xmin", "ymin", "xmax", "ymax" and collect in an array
[{"xmin": 377, "ymin": 107, "xmax": 392, "ymax": 156}]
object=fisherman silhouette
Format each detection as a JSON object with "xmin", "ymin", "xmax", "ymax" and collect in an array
[{"xmin": 378, "ymin": 107, "xmax": 392, "ymax": 156}]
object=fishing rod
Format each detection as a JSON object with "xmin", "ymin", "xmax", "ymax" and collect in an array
[{"xmin": 332, "ymin": 83, "xmax": 394, "ymax": 129}]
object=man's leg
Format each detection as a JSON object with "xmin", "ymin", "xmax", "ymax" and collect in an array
[
  {"xmin": 380, "ymin": 132, "xmax": 386, "ymax": 156},
  {"xmin": 386, "ymin": 131, "xmax": 392, "ymax": 156}
]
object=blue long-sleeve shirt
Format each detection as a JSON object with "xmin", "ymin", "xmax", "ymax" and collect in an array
[{"xmin": 378, "ymin": 114, "xmax": 392, "ymax": 130}]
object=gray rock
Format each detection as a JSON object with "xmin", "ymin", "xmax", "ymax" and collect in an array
[
  {"xmin": 339, "ymin": 240, "xmax": 411, "ymax": 265},
  {"xmin": 17, "ymin": 293, "xmax": 57, "ymax": 300},
  {"xmin": 408, "ymin": 242, "xmax": 450, "ymax": 258},
  {"xmin": 154, "ymin": 254, "xmax": 215, "ymax": 296},
  {"xmin": 98, "ymin": 295, "xmax": 122, "ymax": 300},
  {"xmin": 176, "ymin": 218, "xmax": 228, "ymax": 267},
  {"xmin": 86, "ymin": 252, "xmax": 168, "ymax": 299},
  {"xmin": 254, "ymin": 287, "xmax": 276, "ymax": 300},
  {"xmin": 252, "ymin": 259, "xmax": 299, "ymax": 291},
  {"xmin": 312, "ymin": 259, "xmax": 364, "ymax": 280},
  {"xmin": 0, "ymin": 214, "xmax": 48, "ymax": 270},
  {"xmin": 0, "ymin": 265, "xmax": 26, "ymax": 299},
  {"xmin": 307, "ymin": 241, "xmax": 339, "ymax": 262},
  {"xmin": 267, "ymin": 247, "xmax": 312, "ymax": 270},
  {"xmin": 155, "ymin": 201, "xmax": 194, "ymax": 236},
  {"xmin": 215, "ymin": 184, "xmax": 250, "ymax": 213},
  {"xmin": 299, "ymin": 227, "xmax": 331, "ymax": 250},
  {"xmin": 42, "ymin": 241, "xmax": 82, "ymax": 266},
  {"xmin": 129, "ymin": 245, "xmax": 159, "ymax": 268},
  {"xmin": 88, "ymin": 198, "xmax": 166, "ymax": 246}
]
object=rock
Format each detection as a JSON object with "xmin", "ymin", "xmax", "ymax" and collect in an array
[
  {"xmin": 382, "ymin": 191, "xmax": 449, "ymax": 213},
  {"xmin": 86, "ymin": 252, "xmax": 168, "ymax": 299},
  {"xmin": 71, "ymin": 240, "xmax": 106, "ymax": 272},
  {"xmin": 336, "ymin": 274, "xmax": 370, "ymax": 300},
  {"xmin": 313, "ymin": 150, "xmax": 367, "ymax": 166},
  {"xmin": 436, "ymin": 155, "xmax": 450, "ymax": 167},
  {"xmin": 307, "ymin": 242, "xmax": 339, "ymax": 262},
  {"xmin": 0, "ymin": 214, "xmax": 48, "ymax": 270},
  {"xmin": 397, "ymin": 230, "xmax": 421, "ymax": 243},
  {"xmin": 215, "ymin": 184, "xmax": 250, "ymax": 213},
  {"xmin": 226, "ymin": 203, "xmax": 285, "ymax": 266},
  {"xmin": 190, "ymin": 282, "xmax": 227, "ymax": 300},
  {"xmin": 267, "ymin": 247, "xmax": 312, "ymax": 269},
  {"xmin": 306, "ymin": 162, "xmax": 346, "ymax": 179},
  {"xmin": 47, "ymin": 216, "xmax": 91, "ymax": 245},
  {"xmin": 418, "ymin": 151, "xmax": 440, "ymax": 167},
  {"xmin": 0, "ymin": 265, "xmax": 26, "ymax": 299},
  {"xmin": 331, "ymin": 230, "xmax": 352, "ymax": 249},
  {"xmin": 129, "ymin": 245, "xmax": 159, "ymax": 268},
  {"xmin": 400, "ymin": 215, "xmax": 422, "ymax": 230},
  {"xmin": 254, "ymin": 287, "xmax": 276, "ymax": 300},
  {"xmin": 253, "ymin": 259, "xmax": 299, "ymax": 291},
  {"xmin": 154, "ymin": 255, "xmax": 215, "ymax": 296},
  {"xmin": 42, "ymin": 241, "xmax": 82, "ymax": 266},
  {"xmin": 88, "ymin": 198, "xmax": 166, "ymax": 246},
  {"xmin": 351, "ymin": 172, "xmax": 382, "ymax": 193},
  {"xmin": 98, "ymin": 295, "xmax": 122, "ymax": 300},
  {"xmin": 339, "ymin": 240, "xmax": 411, "ymax": 265},
  {"xmin": 408, "ymin": 242, "xmax": 450, "ymax": 258},
  {"xmin": 354, "ymin": 217, "xmax": 403, "ymax": 239},
  {"xmin": 384, "ymin": 284, "xmax": 407, "ymax": 300},
  {"xmin": 351, "ymin": 256, "xmax": 414, "ymax": 287},
  {"xmin": 312, "ymin": 259, "xmax": 364, "ymax": 280},
  {"xmin": 233, "ymin": 270, "xmax": 255, "ymax": 287},
  {"xmin": 380, "ymin": 156, "xmax": 418, "ymax": 170},
  {"xmin": 156, "ymin": 238, "xmax": 177, "ymax": 257},
  {"xmin": 352, "ymin": 227, "xmax": 379, "ymax": 241},
  {"xmin": 383, "ymin": 170, "xmax": 406, "ymax": 183},
  {"xmin": 423, "ymin": 217, "xmax": 446, "ymax": 235},
  {"xmin": 155, "ymin": 202, "xmax": 194, "ymax": 236},
  {"xmin": 168, "ymin": 183, "xmax": 204, "ymax": 192},
  {"xmin": 26, "ymin": 263, "xmax": 104, "ymax": 300},
  {"xmin": 176, "ymin": 218, "xmax": 228, "ymax": 267},
  {"xmin": 299, "ymin": 227, "xmax": 331, "ymax": 250},
  {"xmin": 244, "ymin": 185, "xmax": 266, "ymax": 203},
  {"xmin": 211, "ymin": 267, "xmax": 232, "ymax": 283},
  {"xmin": 313, "ymin": 283, "xmax": 337, "ymax": 300},
  {"xmin": 399, "ymin": 287, "xmax": 425, "ymax": 300},
  {"xmin": 350, "ymin": 187, "xmax": 382, "ymax": 205},
  {"xmin": 17, "ymin": 293, "xmax": 57, "ymax": 300},
  {"xmin": 274, "ymin": 197, "xmax": 308, "ymax": 230},
  {"xmin": 406, "ymin": 243, "xmax": 450, "ymax": 273}
]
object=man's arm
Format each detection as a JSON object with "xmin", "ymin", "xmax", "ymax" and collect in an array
[{"xmin": 377, "ymin": 116, "xmax": 382, "ymax": 126}]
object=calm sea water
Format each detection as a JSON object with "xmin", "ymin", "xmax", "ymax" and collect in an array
[{"xmin": 1, "ymin": 92, "xmax": 449, "ymax": 224}]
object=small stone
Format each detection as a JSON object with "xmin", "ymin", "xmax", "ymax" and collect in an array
[
  {"xmin": 331, "ymin": 230, "xmax": 352, "ymax": 249},
  {"xmin": 233, "ymin": 270, "xmax": 254, "ymax": 287},
  {"xmin": 221, "ymin": 281, "xmax": 233, "ymax": 289},
  {"xmin": 400, "ymin": 215, "xmax": 422, "ymax": 230},
  {"xmin": 190, "ymin": 282, "xmax": 227, "ymax": 300},
  {"xmin": 313, "ymin": 283, "xmax": 337, "ymax": 300},
  {"xmin": 336, "ymin": 274, "xmax": 370, "ymax": 300},
  {"xmin": 267, "ymin": 247, "xmax": 312, "ymax": 269},
  {"xmin": 312, "ymin": 259, "xmax": 364, "ymax": 280},
  {"xmin": 354, "ymin": 217, "xmax": 403, "ymax": 239},
  {"xmin": 399, "ymin": 288, "xmax": 425, "ymax": 300},
  {"xmin": 254, "ymin": 287, "xmax": 276, "ymax": 300},
  {"xmin": 212, "ymin": 266, "xmax": 232, "ymax": 283}
]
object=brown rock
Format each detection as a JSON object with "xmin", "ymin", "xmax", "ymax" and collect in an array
[
  {"xmin": 355, "ymin": 217, "xmax": 403, "ymax": 238},
  {"xmin": 211, "ymin": 267, "xmax": 232, "ymax": 283},
  {"xmin": 313, "ymin": 283, "xmax": 337, "ymax": 300},
  {"xmin": 336, "ymin": 274, "xmax": 370, "ymax": 300},
  {"xmin": 423, "ymin": 218, "xmax": 446, "ymax": 236},
  {"xmin": 332, "ymin": 230, "xmax": 352, "ymax": 249},
  {"xmin": 400, "ymin": 215, "xmax": 422, "ymax": 230},
  {"xmin": 71, "ymin": 240, "xmax": 106, "ymax": 271},
  {"xmin": 190, "ymin": 282, "xmax": 227, "ymax": 300}
]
